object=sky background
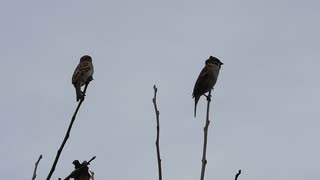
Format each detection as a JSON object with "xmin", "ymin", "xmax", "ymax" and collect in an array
[{"xmin": 1, "ymin": 0, "xmax": 320, "ymax": 179}]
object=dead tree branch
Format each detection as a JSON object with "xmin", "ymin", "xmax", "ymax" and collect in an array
[
  {"xmin": 46, "ymin": 80, "xmax": 92, "ymax": 180},
  {"xmin": 152, "ymin": 85, "xmax": 162, "ymax": 180},
  {"xmin": 200, "ymin": 90, "xmax": 212, "ymax": 180},
  {"xmin": 235, "ymin": 170, "xmax": 241, "ymax": 180},
  {"xmin": 31, "ymin": 154, "xmax": 42, "ymax": 180}
]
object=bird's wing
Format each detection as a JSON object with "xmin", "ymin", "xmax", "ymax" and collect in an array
[
  {"xmin": 72, "ymin": 62, "xmax": 92, "ymax": 84},
  {"xmin": 192, "ymin": 65, "xmax": 209, "ymax": 96}
]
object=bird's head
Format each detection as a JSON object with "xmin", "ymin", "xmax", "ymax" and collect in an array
[
  {"xmin": 206, "ymin": 56, "xmax": 223, "ymax": 67},
  {"xmin": 72, "ymin": 160, "xmax": 81, "ymax": 167},
  {"xmin": 80, "ymin": 55, "xmax": 92, "ymax": 62}
]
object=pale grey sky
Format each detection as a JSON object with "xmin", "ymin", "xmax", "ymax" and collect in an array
[{"xmin": 1, "ymin": 0, "xmax": 320, "ymax": 179}]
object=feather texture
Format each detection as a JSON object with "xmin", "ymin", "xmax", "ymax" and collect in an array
[{"xmin": 72, "ymin": 55, "xmax": 94, "ymax": 101}]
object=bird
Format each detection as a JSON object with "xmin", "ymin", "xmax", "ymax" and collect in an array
[
  {"xmin": 72, "ymin": 55, "xmax": 94, "ymax": 101},
  {"xmin": 192, "ymin": 56, "xmax": 223, "ymax": 117},
  {"xmin": 72, "ymin": 160, "xmax": 81, "ymax": 169},
  {"xmin": 67, "ymin": 160, "xmax": 91, "ymax": 180}
]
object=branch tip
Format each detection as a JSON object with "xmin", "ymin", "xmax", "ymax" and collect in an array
[
  {"xmin": 235, "ymin": 169, "xmax": 242, "ymax": 180},
  {"xmin": 32, "ymin": 154, "xmax": 43, "ymax": 180}
]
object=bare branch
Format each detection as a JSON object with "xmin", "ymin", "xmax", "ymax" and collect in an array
[
  {"xmin": 152, "ymin": 85, "xmax": 162, "ymax": 180},
  {"xmin": 31, "ymin": 154, "xmax": 42, "ymax": 180},
  {"xmin": 235, "ymin": 170, "xmax": 241, "ymax": 180},
  {"xmin": 46, "ymin": 80, "xmax": 92, "ymax": 180},
  {"xmin": 200, "ymin": 90, "xmax": 212, "ymax": 180}
]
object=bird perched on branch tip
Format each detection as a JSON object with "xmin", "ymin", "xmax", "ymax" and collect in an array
[
  {"xmin": 72, "ymin": 55, "xmax": 94, "ymax": 101},
  {"xmin": 192, "ymin": 56, "xmax": 223, "ymax": 117}
]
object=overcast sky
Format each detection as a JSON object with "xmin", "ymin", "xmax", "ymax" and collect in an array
[{"xmin": 1, "ymin": 0, "xmax": 320, "ymax": 179}]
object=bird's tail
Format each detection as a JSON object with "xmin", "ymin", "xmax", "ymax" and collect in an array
[
  {"xmin": 194, "ymin": 96, "xmax": 200, "ymax": 117},
  {"xmin": 75, "ymin": 86, "xmax": 82, "ymax": 102}
]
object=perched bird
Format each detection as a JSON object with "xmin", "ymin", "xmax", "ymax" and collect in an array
[
  {"xmin": 72, "ymin": 160, "xmax": 81, "ymax": 169},
  {"xmin": 72, "ymin": 55, "xmax": 94, "ymax": 101},
  {"xmin": 68, "ymin": 160, "xmax": 90, "ymax": 180},
  {"xmin": 192, "ymin": 56, "xmax": 223, "ymax": 117}
]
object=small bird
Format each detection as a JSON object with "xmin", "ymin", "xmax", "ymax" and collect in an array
[
  {"xmin": 72, "ymin": 160, "xmax": 81, "ymax": 169},
  {"xmin": 192, "ymin": 56, "xmax": 223, "ymax": 117},
  {"xmin": 69, "ymin": 160, "xmax": 91, "ymax": 180},
  {"xmin": 72, "ymin": 55, "xmax": 94, "ymax": 101}
]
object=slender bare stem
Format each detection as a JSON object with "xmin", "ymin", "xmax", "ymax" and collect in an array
[
  {"xmin": 46, "ymin": 81, "xmax": 92, "ymax": 180},
  {"xmin": 235, "ymin": 170, "xmax": 241, "ymax": 180},
  {"xmin": 31, "ymin": 154, "xmax": 42, "ymax": 180},
  {"xmin": 200, "ymin": 90, "xmax": 212, "ymax": 180},
  {"xmin": 152, "ymin": 85, "xmax": 162, "ymax": 180}
]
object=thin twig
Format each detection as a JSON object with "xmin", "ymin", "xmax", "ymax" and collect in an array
[
  {"xmin": 235, "ymin": 170, "xmax": 241, "ymax": 180},
  {"xmin": 200, "ymin": 90, "xmax": 212, "ymax": 180},
  {"xmin": 46, "ymin": 81, "xmax": 92, "ymax": 180},
  {"xmin": 152, "ymin": 85, "xmax": 162, "ymax": 180},
  {"xmin": 32, "ymin": 154, "xmax": 43, "ymax": 180},
  {"xmin": 64, "ymin": 156, "xmax": 96, "ymax": 180},
  {"xmin": 90, "ymin": 171, "xmax": 95, "ymax": 180}
]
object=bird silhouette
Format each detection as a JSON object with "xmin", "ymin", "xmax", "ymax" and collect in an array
[{"xmin": 192, "ymin": 56, "xmax": 223, "ymax": 117}]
